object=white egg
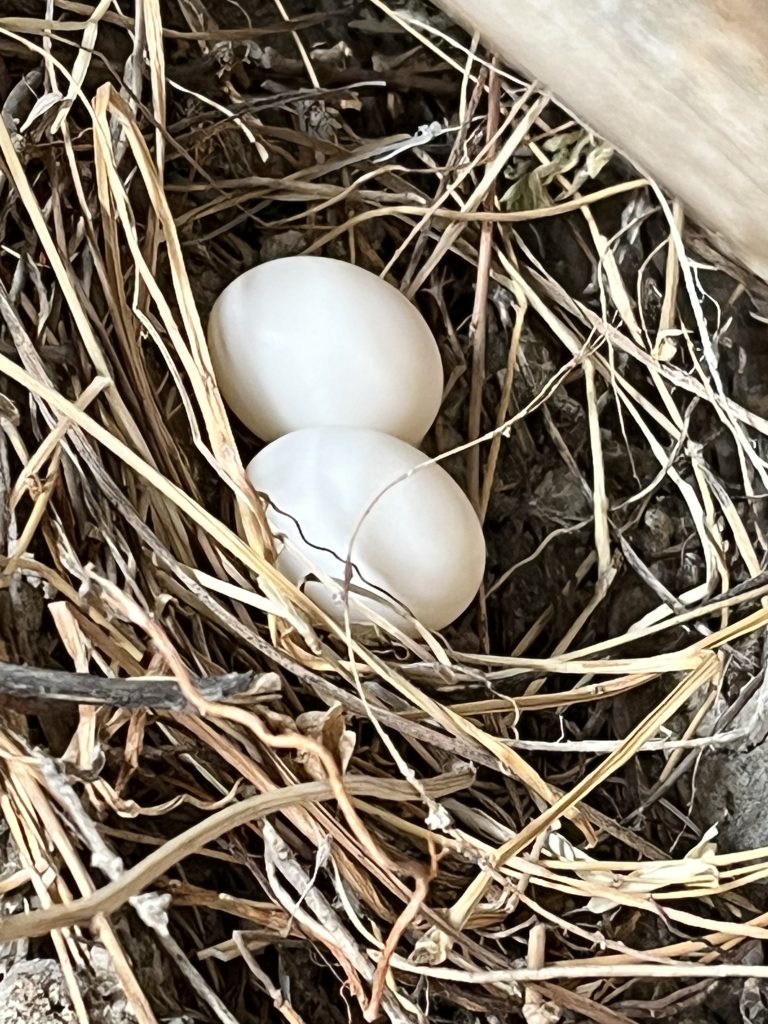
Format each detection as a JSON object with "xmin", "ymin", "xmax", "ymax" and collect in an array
[
  {"xmin": 208, "ymin": 256, "xmax": 444, "ymax": 444},
  {"xmin": 246, "ymin": 427, "xmax": 485, "ymax": 634}
]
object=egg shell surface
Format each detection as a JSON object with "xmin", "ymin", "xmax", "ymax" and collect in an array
[
  {"xmin": 208, "ymin": 256, "xmax": 444, "ymax": 444},
  {"xmin": 246, "ymin": 426, "xmax": 485, "ymax": 633}
]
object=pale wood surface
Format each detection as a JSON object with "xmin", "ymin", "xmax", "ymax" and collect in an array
[{"xmin": 431, "ymin": 0, "xmax": 768, "ymax": 279}]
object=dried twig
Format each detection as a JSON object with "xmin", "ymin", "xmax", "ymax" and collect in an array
[{"xmin": 0, "ymin": 662, "xmax": 279, "ymax": 710}]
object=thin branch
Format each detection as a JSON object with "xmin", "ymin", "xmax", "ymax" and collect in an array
[{"xmin": 0, "ymin": 663, "xmax": 279, "ymax": 710}]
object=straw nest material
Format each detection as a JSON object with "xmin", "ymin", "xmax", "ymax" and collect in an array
[{"xmin": 2, "ymin": 2, "xmax": 768, "ymax": 1022}]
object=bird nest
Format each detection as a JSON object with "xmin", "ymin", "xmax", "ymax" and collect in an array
[{"xmin": 1, "ymin": 2, "xmax": 768, "ymax": 1023}]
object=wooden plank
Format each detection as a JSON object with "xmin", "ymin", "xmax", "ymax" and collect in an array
[{"xmin": 430, "ymin": 0, "xmax": 768, "ymax": 279}]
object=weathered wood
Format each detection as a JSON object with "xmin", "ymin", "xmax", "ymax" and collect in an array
[
  {"xmin": 0, "ymin": 663, "xmax": 278, "ymax": 710},
  {"xmin": 430, "ymin": 0, "xmax": 768, "ymax": 279}
]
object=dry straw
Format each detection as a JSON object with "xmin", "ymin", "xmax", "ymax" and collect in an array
[{"xmin": 0, "ymin": 2, "xmax": 767, "ymax": 1022}]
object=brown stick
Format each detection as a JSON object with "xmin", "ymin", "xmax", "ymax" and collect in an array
[
  {"xmin": 429, "ymin": 0, "xmax": 768, "ymax": 280},
  {"xmin": 0, "ymin": 662, "xmax": 274, "ymax": 710}
]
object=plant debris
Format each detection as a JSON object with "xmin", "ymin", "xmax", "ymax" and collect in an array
[{"xmin": 2, "ymin": 1, "xmax": 768, "ymax": 1022}]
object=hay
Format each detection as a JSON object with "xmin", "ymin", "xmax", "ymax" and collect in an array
[{"xmin": 1, "ymin": 2, "xmax": 767, "ymax": 1021}]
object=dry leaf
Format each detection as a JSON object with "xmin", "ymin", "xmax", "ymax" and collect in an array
[{"xmin": 296, "ymin": 704, "xmax": 355, "ymax": 778}]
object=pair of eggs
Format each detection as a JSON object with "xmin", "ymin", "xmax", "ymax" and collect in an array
[{"xmin": 208, "ymin": 256, "xmax": 485, "ymax": 634}]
